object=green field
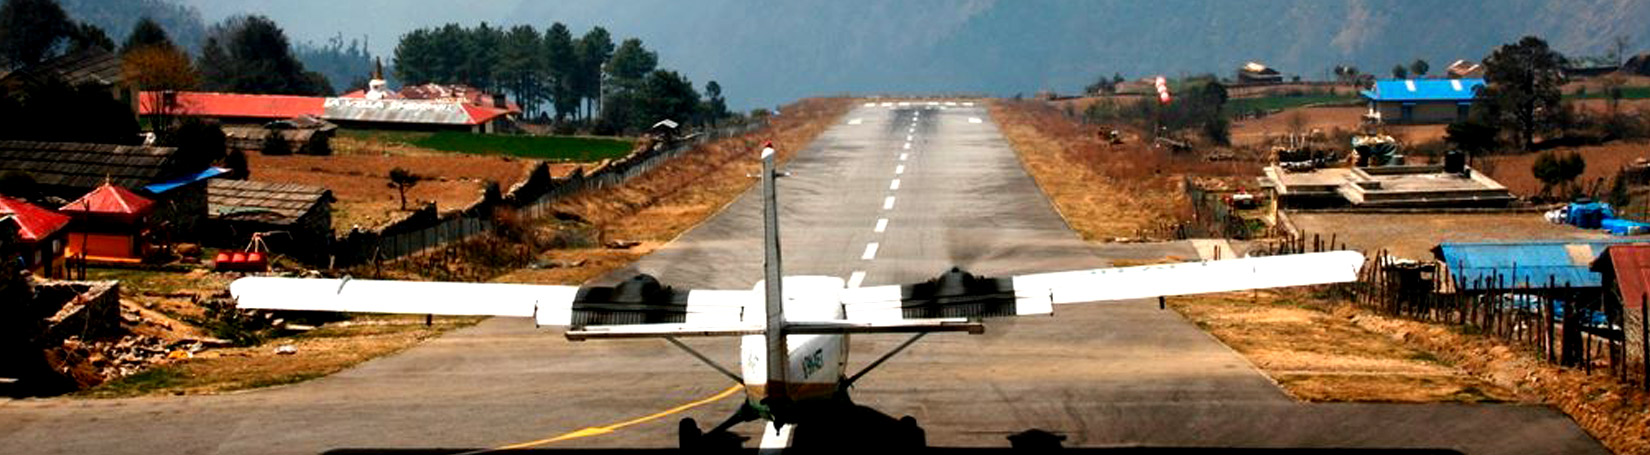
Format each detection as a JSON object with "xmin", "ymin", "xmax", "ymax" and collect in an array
[
  {"xmin": 1226, "ymin": 94, "xmax": 1362, "ymax": 115},
  {"xmin": 340, "ymin": 130, "xmax": 636, "ymax": 161}
]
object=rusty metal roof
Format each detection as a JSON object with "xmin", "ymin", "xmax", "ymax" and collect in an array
[{"xmin": 1594, "ymin": 245, "xmax": 1650, "ymax": 303}]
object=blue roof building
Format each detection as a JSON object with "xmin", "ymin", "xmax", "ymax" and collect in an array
[
  {"xmin": 1433, "ymin": 239, "xmax": 1650, "ymax": 291},
  {"xmin": 1361, "ymin": 78, "xmax": 1485, "ymax": 125}
]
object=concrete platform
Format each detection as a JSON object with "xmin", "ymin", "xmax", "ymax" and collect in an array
[{"xmin": 1268, "ymin": 165, "xmax": 1515, "ymax": 208}]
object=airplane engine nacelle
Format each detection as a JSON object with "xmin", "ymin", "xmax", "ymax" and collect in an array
[
  {"xmin": 571, "ymin": 274, "xmax": 689, "ymax": 327},
  {"xmin": 900, "ymin": 267, "xmax": 1018, "ymax": 319}
]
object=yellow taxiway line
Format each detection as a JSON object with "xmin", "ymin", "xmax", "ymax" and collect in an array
[{"xmin": 460, "ymin": 385, "xmax": 743, "ymax": 454}]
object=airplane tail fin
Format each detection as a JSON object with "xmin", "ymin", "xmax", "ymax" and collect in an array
[{"xmin": 759, "ymin": 142, "xmax": 789, "ymax": 400}]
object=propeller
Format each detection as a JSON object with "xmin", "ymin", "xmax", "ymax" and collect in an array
[{"xmin": 942, "ymin": 229, "xmax": 1017, "ymax": 340}]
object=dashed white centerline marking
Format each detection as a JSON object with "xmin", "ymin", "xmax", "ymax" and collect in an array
[
  {"xmin": 863, "ymin": 102, "xmax": 876, "ymax": 107},
  {"xmin": 899, "ymin": 153, "xmax": 908, "ymax": 161},
  {"xmin": 874, "ymin": 218, "xmax": 888, "ymax": 233},
  {"xmin": 889, "ymin": 179, "xmax": 901, "ymax": 190},
  {"xmin": 846, "ymin": 271, "xmax": 867, "ymax": 289},
  {"xmin": 895, "ymin": 165, "xmax": 905, "ymax": 175},
  {"xmin": 848, "ymin": 118, "xmax": 863, "ymax": 125},
  {"xmin": 861, "ymin": 243, "xmax": 880, "ymax": 260},
  {"xmin": 883, "ymin": 196, "xmax": 896, "ymax": 210},
  {"xmin": 968, "ymin": 117, "xmax": 983, "ymax": 124},
  {"xmin": 903, "ymin": 143, "xmax": 911, "ymax": 150},
  {"xmin": 759, "ymin": 422, "xmax": 794, "ymax": 452},
  {"xmin": 963, "ymin": 102, "xmax": 975, "ymax": 107},
  {"xmin": 906, "ymin": 134, "xmax": 913, "ymax": 141}
]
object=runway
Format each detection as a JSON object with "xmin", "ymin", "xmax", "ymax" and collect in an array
[{"xmin": 0, "ymin": 102, "xmax": 1608, "ymax": 454}]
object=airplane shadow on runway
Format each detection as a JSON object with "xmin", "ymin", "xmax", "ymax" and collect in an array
[{"xmin": 321, "ymin": 402, "xmax": 1465, "ymax": 455}]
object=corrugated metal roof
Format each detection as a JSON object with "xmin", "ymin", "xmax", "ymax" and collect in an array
[
  {"xmin": 0, "ymin": 141, "xmax": 180, "ymax": 196},
  {"xmin": 323, "ymin": 98, "xmax": 484, "ymax": 125},
  {"xmin": 208, "ymin": 179, "xmax": 332, "ymax": 225},
  {"xmin": 139, "ymin": 91, "xmax": 324, "ymax": 120},
  {"xmin": 0, "ymin": 48, "xmax": 123, "ymax": 87},
  {"xmin": 1362, "ymin": 78, "xmax": 1485, "ymax": 102},
  {"xmin": 0, "ymin": 196, "xmax": 69, "ymax": 241},
  {"xmin": 1436, "ymin": 240, "xmax": 1650, "ymax": 290},
  {"xmin": 1594, "ymin": 245, "xmax": 1650, "ymax": 303}
]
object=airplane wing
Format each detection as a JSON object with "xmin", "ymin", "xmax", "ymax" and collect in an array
[
  {"xmin": 840, "ymin": 250, "xmax": 1364, "ymax": 320},
  {"xmin": 228, "ymin": 275, "xmax": 752, "ymax": 328}
]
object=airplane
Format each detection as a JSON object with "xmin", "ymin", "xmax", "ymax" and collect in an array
[{"xmin": 229, "ymin": 141, "xmax": 1365, "ymax": 450}]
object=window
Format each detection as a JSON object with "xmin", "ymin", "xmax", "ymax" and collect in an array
[{"xmin": 1401, "ymin": 103, "xmax": 1415, "ymax": 122}]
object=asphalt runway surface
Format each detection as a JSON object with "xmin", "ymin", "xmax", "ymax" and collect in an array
[{"xmin": 0, "ymin": 102, "xmax": 1610, "ymax": 454}]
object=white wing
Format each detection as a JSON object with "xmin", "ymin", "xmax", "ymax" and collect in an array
[
  {"xmin": 229, "ymin": 277, "xmax": 753, "ymax": 327},
  {"xmin": 1015, "ymin": 250, "xmax": 1365, "ymax": 304},
  {"xmin": 841, "ymin": 251, "xmax": 1364, "ymax": 320}
]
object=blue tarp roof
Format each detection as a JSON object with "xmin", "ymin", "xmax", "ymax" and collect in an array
[
  {"xmin": 1361, "ymin": 78, "xmax": 1485, "ymax": 102},
  {"xmin": 1435, "ymin": 240, "xmax": 1650, "ymax": 290},
  {"xmin": 143, "ymin": 167, "xmax": 227, "ymax": 194}
]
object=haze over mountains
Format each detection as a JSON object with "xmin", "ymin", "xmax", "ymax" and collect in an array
[{"xmin": 80, "ymin": 0, "xmax": 1650, "ymax": 109}]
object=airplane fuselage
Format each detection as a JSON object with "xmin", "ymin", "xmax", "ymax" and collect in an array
[{"xmin": 740, "ymin": 276, "xmax": 852, "ymax": 420}]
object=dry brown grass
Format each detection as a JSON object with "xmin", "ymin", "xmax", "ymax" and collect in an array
[
  {"xmin": 1230, "ymin": 106, "xmax": 1364, "ymax": 147},
  {"xmin": 1170, "ymin": 293, "xmax": 1516, "ymax": 403},
  {"xmin": 1342, "ymin": 302, "xmax": 1650, "ymax": 455},
  {"xmin": 990, "ymin": 100, "xmax": 1253, "ymax": 241},
  {"xmin": 246, "ymin": 152, "xmax": 582, "ymax": 232},
  {"xmin": 82, "ymin": 315, "xmax": 481, "ymax": 397},
  {"xmin": 1482, "ymin": 140, "xmax": 1650, "ymax": 197}
]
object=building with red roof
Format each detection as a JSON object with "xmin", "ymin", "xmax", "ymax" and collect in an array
[
  {"xmin": 0, "ymin": 196, "xmax": 70, "ymax": 276},
  {"xmin": 59, "ymin": 182, "xmax": 157, "ymax": 262},
  {"xmin": 138, "ymin": 91, "xmax": 325, "ymax": 123},
  {"xmin": 139, "ymin": 91, "xmax": 515, "ymax": 133}
]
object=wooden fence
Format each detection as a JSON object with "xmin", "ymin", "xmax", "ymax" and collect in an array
[{"xmin": 1350, "ymin": 249, "xmax": 1649, "ymax": 390}]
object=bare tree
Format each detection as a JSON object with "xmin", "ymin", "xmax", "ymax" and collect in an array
[{"xmin": 389, "ymin": 167, "xmax": 421, "ymax": 210}]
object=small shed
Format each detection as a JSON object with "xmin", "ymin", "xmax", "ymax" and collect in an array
[
  {"xmin": 222, "ymin": 120, "xmax": 335, "ymax": 156},
  {"xmin": 207, "ymin": 179, "xmax": 334, "ymax": 260},
  {"xmin": 58, "ymin": 182, "xmax": 156, "ymax": 262},
  {"xmin": 1592, "ymin": 245, "xmax": 1650, "ymax": 375},
  {"xmin": 1237, "ymin": 62, "xmax": 1283, "ymax": 84},
  {"xmin": 0, "ymin": 196, "xmax": 70, "ymax": 277}
]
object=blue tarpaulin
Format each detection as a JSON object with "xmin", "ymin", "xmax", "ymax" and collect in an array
[
  {"xmin": 143, "ymin": 167, "xmax": 228, "ymax": 194},
  {"xmin": 1435, "ymin": 240, "xmax": 1650, "ymax": 290}
]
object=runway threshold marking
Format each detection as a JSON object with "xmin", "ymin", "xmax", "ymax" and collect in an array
[{"xmin": 469, "ymin": 385, "xmax": 743, "ymax": 453}]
